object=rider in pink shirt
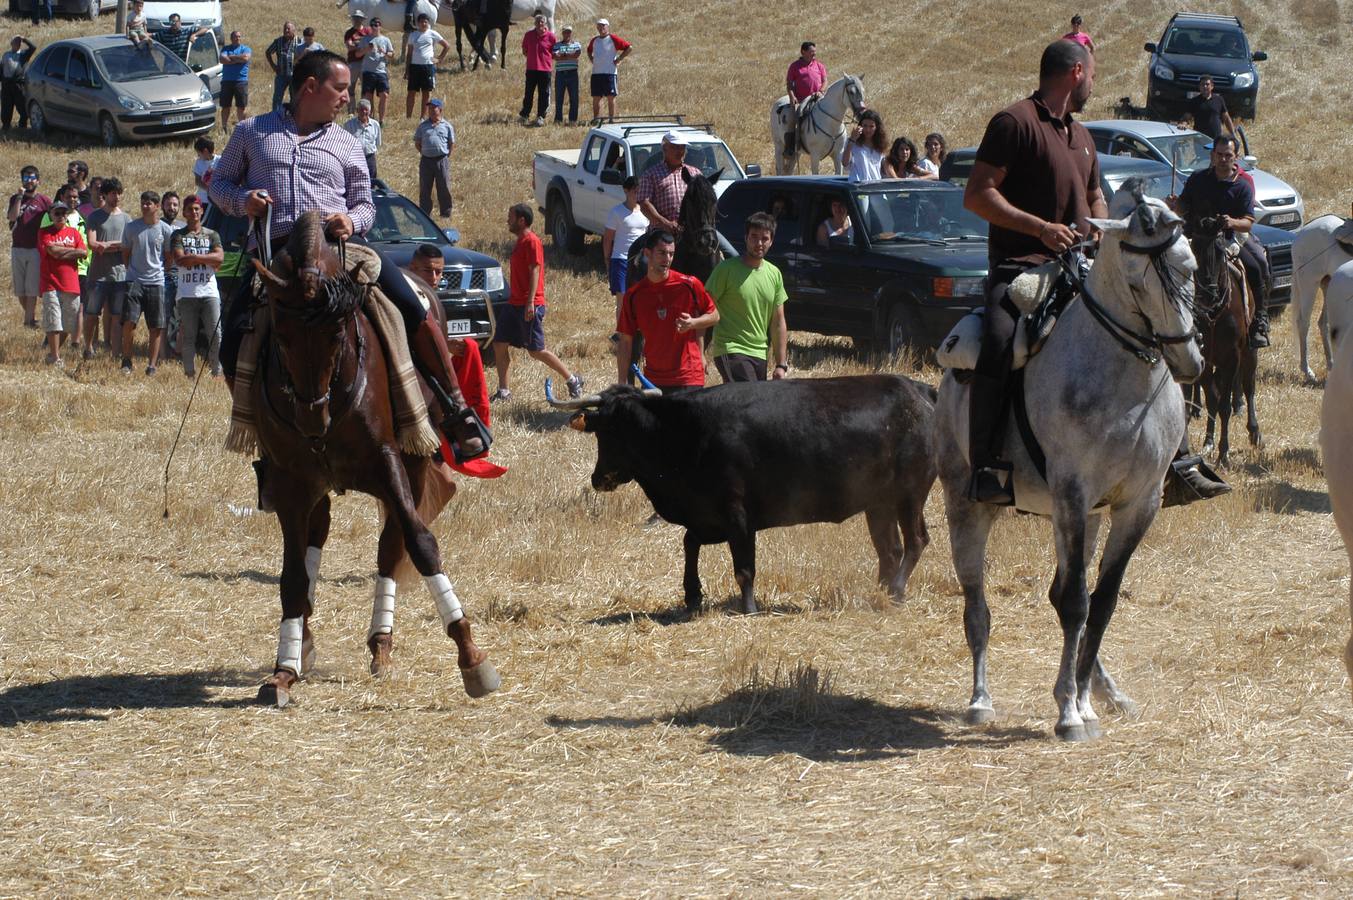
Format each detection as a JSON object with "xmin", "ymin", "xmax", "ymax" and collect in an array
[{"xmin": 786, "ymin": 41, "xmax": 827, "ymax": 103}]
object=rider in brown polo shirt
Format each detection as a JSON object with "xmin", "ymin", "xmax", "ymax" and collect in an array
[{"xmin": 963, "ymin": 38, "xmax": 1226, "ymax": 505}]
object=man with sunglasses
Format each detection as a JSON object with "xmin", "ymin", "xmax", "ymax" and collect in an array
[{"xmin": 7, "ymin": 165, "xmax": 50, "ymax": 329}]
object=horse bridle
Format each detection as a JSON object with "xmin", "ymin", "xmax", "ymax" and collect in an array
[{"xmin": 1059, "ymin": 226, "xmax": 1197, "ymax": 366}]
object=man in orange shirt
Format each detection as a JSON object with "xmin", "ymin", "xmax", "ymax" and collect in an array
[
  {"xmin": 616, "ymin": 231, "xmax": 719, "ymax": 392},
  {"xmin": 491, "ymin": 202, "xmax": 583, "ymax": 401},
  {"xmin": 37, "ymin": 200, "xmax": 86, "ymax": 367}
]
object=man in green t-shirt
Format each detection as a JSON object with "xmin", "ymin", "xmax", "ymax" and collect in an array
[{"xmin": 705, "ymin": 211, "xmax": 789, "ymax": 382}]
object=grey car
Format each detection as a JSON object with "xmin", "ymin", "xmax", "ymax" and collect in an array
[{"xmin": 23, "ymin": 34, "xmax": 218, "ymax": 147}]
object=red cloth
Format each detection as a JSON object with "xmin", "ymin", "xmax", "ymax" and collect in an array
[
  {"xmin": 508, "ymin": 230, "xmax": 546, "ymax": 307},
  {"xmin": 37, "ymin": 225, "xmax": 85, "ymax": 294},
  {"xmin": 617, "ymin": 269, "xmax": 715, "ymax": 386},
  {"xmin": 445, "ymin": 337, "xmax": 507, "ymax": 479},
  {"xmin": 522, "ymin": 29, "xmax": 556, "ymax": 71}
]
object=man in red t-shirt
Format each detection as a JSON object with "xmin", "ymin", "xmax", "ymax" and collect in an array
[
  {"xmin": 491, "ymin": 202, "xmax": 584, "ymax": 401},
  {"xmin": 36, "ymin": 201, "xmax": 87, "ymax": 367},
  {"xmin": 616, "ymin": 231, "xmax": 719, "ymax": 391}
]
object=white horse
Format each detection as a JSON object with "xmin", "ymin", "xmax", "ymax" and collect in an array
[
  {"xmin": 770, "ymin": 74, "xmax": 867, "ymax": 175},
  {"xmin": 935, "ymin": 191, "xmax": 1204, "ymax": 741},
  {"xmin": 1319, "ymin": 310, "xmax": 1353, "ymax": 702},
  {"xmin": 1291, "ymin": 214, "xmax": 1353, "ymax": 382}
]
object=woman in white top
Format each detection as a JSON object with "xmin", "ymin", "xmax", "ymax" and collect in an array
[
  {"xmin": 816, "ymin": 198, "xmax": 854, "ymax": 247},
  {"xmin": 882, "ymin": 136, "xmax": 927, "ymax": 179},
  {"xmin": 603, "ymin": 175, "xmax": 650, "ymax": 301},
  {"xmin": 841, "ymin": 110, "xmax": 886, "ymax": 183},
  {"xmin": 917, "ymin": 131, "xmax": 946, "ymax": 179}
]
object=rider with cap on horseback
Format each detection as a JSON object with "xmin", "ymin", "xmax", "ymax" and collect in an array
[
  {"xmin": 783, "ymin": 41, "xmax": 826, "ymax": 157},
  {"xmin": 962, "ymin": 38, "xmax": 1227, "ymax": 507}
]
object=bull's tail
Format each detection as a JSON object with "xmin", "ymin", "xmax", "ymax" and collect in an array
[{"xmin": 384, "ymin": 458, "xmax": 458, "ymax": 586}]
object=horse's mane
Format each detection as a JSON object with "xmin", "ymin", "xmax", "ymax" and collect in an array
[{"xmin": 678, "ymin": 173, "xmax": 717, "ymax": 231}]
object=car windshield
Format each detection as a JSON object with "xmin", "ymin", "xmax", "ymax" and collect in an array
[
  {"xmin": 368, "ymin": 195, "xmax": 448, "ymax": 243},
  {"xmin": 1146, "ymin": 132, "xmax": 1214, "ymax": 173},
  {"xmin": 96, "ymin": 43, "xmax": 192, "ymax": 81},
  {"xmin": 682, "ymin": 143, "xmax": 741, "ymax": 179},
  {"xmin": 859, "ymin": 188, "xmax": 987, "ymax": 242},
  {"xmin": 1163, "ymin": 26, "xmax": 1249, "ymax": 60},
  {"xmin": 1104, "ymin": 171, "xmax": 1175, "ymax": 202}
]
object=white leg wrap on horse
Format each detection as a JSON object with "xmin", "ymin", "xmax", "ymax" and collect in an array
[
  {"xmin": 305, "ymin": 546, "xmax": 322, "ymax": 604},
  {"xmin": 277, "ymin": 616, "xmax": 304, "ymax": 675},
  {"xmin": 425, "ymin": 573, "xmax": 464, "ymax": 629},
  {"xmin": 368, "ymin": 577, "xmax": 397, "ymax": 640}
]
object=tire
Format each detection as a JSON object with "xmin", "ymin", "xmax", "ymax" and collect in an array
[
  {"xmin": 98, "ymin": 113, "xmax": 119, "ymax": 148},
  {"xmin": 27, "ymin": 100, "xmax": 46, "ymax": 135},
  {"xmin": 881, "ymin": 302, "xmax": 920, "ymax": 362},
  {"xmin": 547, "ymin": 195, "xmax": 585, "ymax": 256}
]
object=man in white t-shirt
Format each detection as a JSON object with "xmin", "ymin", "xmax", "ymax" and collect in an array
[
  {"xmin": 169, "ymin": 194, "xmax": 224, "ymax": 377},
  {"xmin": 192, "ymin": 138, "xmax": 218, "ymax": 205},
  {"xmin": 405, "ymin": 14, "xmax": 449, "ymax": 118},
  {"xmin": 586, "ymin": 18, "xmax": 632, "ymax": 121}
]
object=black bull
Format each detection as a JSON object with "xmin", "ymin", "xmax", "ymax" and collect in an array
[{"xmin": 550, "ymin": 376, "xmax": 939, "ymax": 614}]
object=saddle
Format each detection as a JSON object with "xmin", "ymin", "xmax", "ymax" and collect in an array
[
  {"xmin": 935, "ymin": 258, "xmax": 1079, "ymax": 374},
  {"xmin": 224, "ymin": 243, "xmax": 441, "ymax": 458}
]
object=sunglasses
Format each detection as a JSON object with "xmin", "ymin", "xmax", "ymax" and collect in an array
[{"xmin": 22, "ymin": 176, "xmax": 38, "ymax": 182}]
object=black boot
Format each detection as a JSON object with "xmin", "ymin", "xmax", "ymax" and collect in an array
[
  {"xmin": 784, "ymin": 129, "xmax": 797, "ymax": 156},
  {"xmin": 1162, "ymin": 453, "xmax": 1231, "ymax": 508},
  {"xmin": 967, "ymin": 372, "xmax": 1015, "ymax": 506},
  {"xmin": 1248, "ymin": 308, "xmax": 1270, "ymax": 349}
]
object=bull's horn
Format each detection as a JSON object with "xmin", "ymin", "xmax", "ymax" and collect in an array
[{"xmin": 544, "ymin": 378, "xmax": 603, "ymax": 410}]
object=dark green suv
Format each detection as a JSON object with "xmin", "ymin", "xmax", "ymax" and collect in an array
[{"xmin": 715, "ymin": 176, "xmax": 989, "ymax": 354}]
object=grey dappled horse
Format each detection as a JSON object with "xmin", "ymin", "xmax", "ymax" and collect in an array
[
  {"xmin": 935, "ymin": 192, "xmax": 1204, "ymax": 741},
  {"xmin": 770, "ymin": 74, "xmax": 867, "ymax": 176}
]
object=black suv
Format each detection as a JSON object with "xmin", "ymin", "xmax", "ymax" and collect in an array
[
  {"xmin": 205, "ymin": 183, "xmax": 507, "ymax": 343},
  {"xmin": 716, "ymin": 176, "xmax": 988, "ymax": 354},
  {"xmin": 1145, "ymin": 12, "xmax": 1266, "ymax": 120}
]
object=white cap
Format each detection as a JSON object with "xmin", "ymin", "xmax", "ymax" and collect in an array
[
  {"xmin": 560, "ymin": 23, "xmax": 572, "ymax": 31},
  {"xmin": 596, "ymin": 17, "xmax": 609, "ymax": 25},
  {"xmin": 662, "ymin": 130, "xmax": 688, "ymax": 146},
  {"xmin": 351, "ymin": 8, "xmax": 365, "ymax": 16}
]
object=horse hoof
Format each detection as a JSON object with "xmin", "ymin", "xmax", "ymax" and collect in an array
[
  {"xmin": 1055, "ymin": 722, "xmax": 1097, "ymax": 742},
  {"xmin": 256, "ymin": 682, "xmax": 291, "ymax": 708},
  {"xmin": 369, "ymin": 633, "xmax": 393, "ymax": 677},
  {"xmin": 461, "ymin": 659, "xmax": 501, "ymax": 698},
  {"xmin": 1103, "ymin": 695, "xmax": 1139, "ymax": 718},
  {"xmin": 965, "ymin": 704, "xmax": 995, "ymax": 725}
]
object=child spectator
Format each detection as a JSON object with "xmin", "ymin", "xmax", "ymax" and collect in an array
[
  {"xmin": 37, "ymin": 201, "xmax": 86, "ymax": 367},
  {"xmin": 193, "ymin": 137, "xmax": 218, "ymax": 204},
  {"xmin": 127, "ymin": 0, "xmax": 150, "ymax": 44}
]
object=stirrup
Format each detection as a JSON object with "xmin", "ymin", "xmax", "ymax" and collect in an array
[
  {"xmin": 967, "ymin": 462, "xmax": 1015, "ymax": 506},
  {"xmin": 443, "ymin": 406, "xmax": 492, "ymax": 463},
  {"xmin": 1162, "ymin": 454, "xmax": 1230, "ymax": 508}
]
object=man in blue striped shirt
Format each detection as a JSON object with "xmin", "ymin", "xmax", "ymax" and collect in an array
[{"xmin": 211, "ymin": 50, "xmax": 487, "ymax": 457}]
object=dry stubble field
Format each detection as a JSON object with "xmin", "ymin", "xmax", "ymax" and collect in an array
[{"xmin": 2, "ymin": 0, "xmax": 1352, "ymax": 895}]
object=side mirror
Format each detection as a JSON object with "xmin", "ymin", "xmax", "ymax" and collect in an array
[
  {"xmin": 744, "ymin": 163, "xmax": 762, "ymax": 178},
  {"xmin": 599, "ymin": 169, "xmax": 623, "ymax": 186},
  {"xmin": 1242, "ymin": 155, "xmax": 1258, "ymax": 168},
  {"xmin": 1252, "ymin": 50, "xmax": 1267, "ymax": 62},
  {"xmin": 443, "ymin": 228, "xmax": 460, "ymax": 245},
  {"xmin": 1144, "ymin": 42, "xmax": 1156, "ymax": 53}
]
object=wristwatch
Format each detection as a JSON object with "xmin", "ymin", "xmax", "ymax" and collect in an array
[{"xmin": 774, "ymin": 363, "xmax": 789, "ymax": 373}]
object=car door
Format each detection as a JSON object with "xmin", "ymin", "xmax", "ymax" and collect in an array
[
  {"xmin": 38, "ymin": 45, "xmax": 73, "ymax": 129},
  {"xmin": 575, "ymin": 134, "xmax": 608, "ymax": 229},
  {"xmin": 186, "ymin": 30, "xmax": 221, "ymax": 99},
  {"xmin": 785, "ymin": 188, "xmax": 877, "ymax": 336},
  {"xmin": 63, "ymin": 49, "xmax": 103, "ymax": 138}
]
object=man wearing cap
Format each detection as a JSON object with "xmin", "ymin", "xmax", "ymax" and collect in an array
[
  {"xmin": 587, "ymin": 18, "xmax": 631, "ymax": 121},
  {"xmin": 552, "ymin": 25, "xmax": 582, "ymax": 125},
  {"xmin": 345, "ymin": 98, "xmax": 383, "ymax": 179},
  {"xmin": 404, "ymin": 13, "xmax": 449, "ymax": 118},
  {"xmin": 519, "ymin": 14, "xmax": 554, "ymax": 127},
  {"xmin": 637, "ymin": 131, "xmax": 701, "ymax": 235},
  {"xmin": 413, "ymin": 98, "xmax": 454, "ymax": 218},
  {"xmin": 266, "ymin": 22, "xmax": 302, "ymax": 113},
  {"xmin": 344, "ymin": 10, "xmax": 373, "ymax": 114}
]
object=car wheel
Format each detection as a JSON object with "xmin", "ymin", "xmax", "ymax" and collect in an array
[
  {"xmin": 98, "ymin": 113, "xmax": 119, "ymax": 148},
  {"xmin": 27, "ymin": 100, "xmax": 46, "ymax": 135},
  {"xmin": 883, "ymin": 303, "xmax": 920, "ymax": 361},
  {"xmin": 548, "ymin": 196, "xmax": 585, "ymax": 256}
]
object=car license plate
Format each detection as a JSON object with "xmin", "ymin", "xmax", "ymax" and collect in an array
[
  {"xmin": 162, "ymin": 113, "xmax": 194, "ymax": 125},
  {"xmin": 1267, "ymin": 212, "xmax": 1299, "ymax": 225},
  {"xmin": 446, "ymin": 319, "xmax": 472, "ymax": 336},
  {"xmin": 1273, "ymin": 275, "xmax": 1292, "ymax": 289}
]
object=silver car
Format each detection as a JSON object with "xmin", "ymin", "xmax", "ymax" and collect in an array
[
  {"xmin": 23, "ymin": 34, "xmax": 218, "ymax": 147},
  {"xmin": 1083, "ymin": 119, "xmax": 1305, "ymax": 230}
]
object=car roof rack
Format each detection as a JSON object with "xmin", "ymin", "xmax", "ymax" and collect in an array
[
  {"xmin": 586, "ymin": 115, "xmax": 720, "ymax": 138},
  {"xmin": 1168, "ymin": 11, "xmax": 1243, "ymax": 28}
]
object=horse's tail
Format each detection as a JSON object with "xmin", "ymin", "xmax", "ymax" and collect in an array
[{"xmin": 386, "ymin": 458, "xmax": 458, "ymax": 585}]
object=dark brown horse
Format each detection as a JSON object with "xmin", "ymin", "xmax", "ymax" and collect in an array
[
  {"xmin": 248, "ymin": 211, "xmax": 499, "ymax": 707},
  {"xmin": 1189, "ymin": 218, "xmax": 1261, "ymax": 466}
]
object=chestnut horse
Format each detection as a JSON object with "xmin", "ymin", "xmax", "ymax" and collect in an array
[{"xmin": 248, "ymin": 211, "xmax": 499, "ymax": 706}]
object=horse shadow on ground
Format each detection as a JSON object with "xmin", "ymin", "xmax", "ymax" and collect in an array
[
  {"xmin": 179, "ymin": 570, "xmax": 370, "ymax": 587},
  {"xmin": 587, "ymin": 598, "xmax": 812, "ymax": 628},
  {"xmin": 547, "ymin": 689, "xmax": 1042, "ymax": 762},
  {"xmin": 0, "ymin": 669, "xmax": 259, "ymax": 727},
  {"xmin": 1248, "ymin": 480, "xmax": 1331, "ymax": 515},
  {"xmin": 495, "ymin": 404, "xmax": 578, "ymax": 433}
]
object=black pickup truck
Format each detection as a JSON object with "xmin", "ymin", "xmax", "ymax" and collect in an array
[{"xmin": 715, "ymin": 176, "xmax": 988, "ymax": 354}]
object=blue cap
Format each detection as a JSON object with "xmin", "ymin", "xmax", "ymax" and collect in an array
[{"xmin": 427, "ymin": 98, "xmax": 443, "ymax": 108}]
